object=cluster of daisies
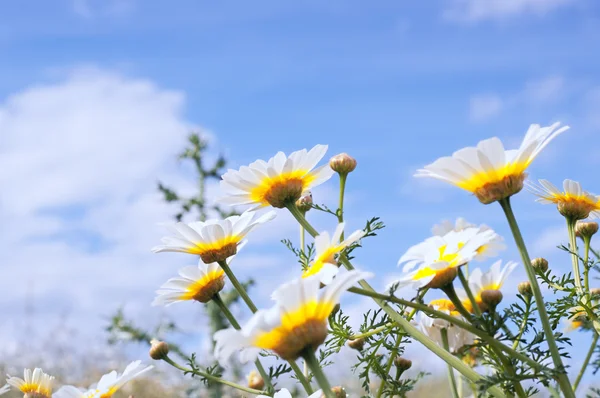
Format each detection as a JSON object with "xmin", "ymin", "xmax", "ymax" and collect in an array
[
  {"xmin": 8, "ymin": 119, "xmax": 600, "ymax": 397},
  {"xmin": 0, "ymin": 361, "xmax": 152, "ymax": 398}
]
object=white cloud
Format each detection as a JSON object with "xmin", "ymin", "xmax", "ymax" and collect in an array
[
  {"xmin": 532, "ymin": 225, "xmax": 567, "ymax": 255},
  {"xmin": 469, "ymin": 94, "xmax": 504, "ymax": 123},
  {"xmin": 444, "ymin": 0, "xmax": 576, "ymax": 23},
  {"xmin": 523, "ymin": 75, "xmax": 565, "ymax": 103}
]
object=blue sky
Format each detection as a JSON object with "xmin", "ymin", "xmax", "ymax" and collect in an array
[{"xmin": 1, "ymin": 0, "xmax": 600, "ymax": 390}]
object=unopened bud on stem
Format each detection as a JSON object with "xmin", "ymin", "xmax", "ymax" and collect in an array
[
  {"xmin": 480, "ymin": 289, "xmax": 503, "ymax": 310},
  {"xmin": 531, "ymin": 258, "xmax": 548, "ymax": 273},
  {"xmin": 149, "ymin": 340, "xmax": 169, "ymax": 360},
  {"xmin": 348, "ymin": 338, "xmax": 365, "ymax": 351},
  {"xmin": 576, "ymin": 221, "xmax": 599, "ymax": 239},
  {"xmin": 394, "ymin": 356, "xmax": 412, "ymax": 371},
  {"xmin": 296, "ymin": 191, "xmax": 313, "ymax": 213},
  {"xmin": 329, "ymin": 153, "xmax": 357, "ymax": 175},
  {"xmin": 247, "ymin": 370, "xmax": 264, "ymax": 390},
  {"xmin": 518, "ymin": 282, "xmax": 532, "ymax": 297}
]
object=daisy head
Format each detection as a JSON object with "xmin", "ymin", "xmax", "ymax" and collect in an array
[
  {"xmin": 153, "ymin": 257, "xmax": 231, "ymax": 306},
  {"xmin": 5, "ymin": 368, "xmax": 54, "ymax": 398},
  {"xmin": 302, "ymin": 222, "xmax": 366, "ymax": 285},
  {"xmin": 152, "ymin": 210, "xmax": 275, "ymax": 263},
  {"xmin": 431, "ymin": 218, "xmax": 505, "ymax": 262},
  {"xmin": 528, "ymin": 179, "xmax": 600, "ymax": 220},
  {"xmin": 220, "ymin": 145, "xmax": 335, "ymax": 210},
  {"xmin": 418, "ymin": 312, "xmax": 475, "ymax": 353},
  {"xmin": 427, "ymin": 298, "xmax": 463, "ymax": 327},
  {"xmin": 416, "ymin": 123, "xmax": 569, "ymax": 204},
  {"xmin": 85, "ymin": 361, "xmax": 153, "ymax": 398},
  {"xmin": 467, "ymin": 260, "xmax": 517, "ymax": 311},
  {"xmin": 392, "ymin": 227, "xmax": 500, "ymax": 289},
  {"xmin": 214, "ymin": 270, "xmax": 372, "ymax": 362},
  {"xmin": 565, "ymin": 306, "xmax": 588, "ymax": 332}
]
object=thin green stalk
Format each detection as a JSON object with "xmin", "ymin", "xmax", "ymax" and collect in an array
[
  {"xmin": 583, "ymin": 236, "xmax": 591, "ymax": 293},
  {"xmin": 347, "ymin": 286, "xmax": 545, "ymax": 373},
  {"xmin": 573, "ymin": 333, "xmax": 599, "ymax": 391},
  {"xmin": 287, "ymin": 204, "xmax": 505, "ymax": 397},
  {"xmin": 441, "ymin": 283, "xmax": 473, "ymax": 320},
  {"xmin": 375, "ymin": 333, "xmax": 402, "ymax": 398},
  {"xmin": 566, "ymin": 218, "xmax": 584, "ymax": 294},
  {"xmin": 337, "ymin": 173, "xmax": 347, "ymax": 241},
  {"xmin": 163, "ymin": 356, "xmax": 264, "ymax": 395},
  {"xmin": 441, "ymin": 328, "xmax": 460, "ymax": 398},
  {"xmin": 212, "ymin": 294, "xmax": 273, "ymax": 391},
  {"xmin": 350, "ymin": 323, "xmax": 394, "ymax": 340},
  {"xmin": 512, "ymin": 295, "xmax": 532, "ymax": 350},
  {"xmin": 217, "ymin": 260, "xmax": 258, "ymax": 313},
  {"xmin": 499, "ymin": 198, "xmax": 575, "ymax": 398},
  {"xmin": 457, "ymin": 268, "xmax": 482, "ymax": 317},
  {"xmin": 216, "ymin": 259, "xmax": 314, "ymax": 394},
  {"xmin": 303, "ymin": 349, "xmax": 334, "ymax": 398}
]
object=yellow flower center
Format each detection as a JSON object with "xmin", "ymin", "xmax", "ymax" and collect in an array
[
  {"xmin": 249, "ymin": 170, "xmax": 315, "ymax": 207},
  {"xmin": 412, "ymin": 244, "xmax": 461, "ymax": 281},
  {"xmin": 20, "ymin": 384, "xmax": 50, "ymax": 396},
  {"xmin": 253, "ymin": 299, "xmax": 334, "ymax": 360},
  {"xmin": 457, "ymin": 162, "xmax": 528, "ymax": 193},
  {"xmin": 179, "ymin": 270, "xmax": 225, "ymax": 302},
  {"xmin": 302, "ymin": 247, "xmax": 340, "ymax": 278}
]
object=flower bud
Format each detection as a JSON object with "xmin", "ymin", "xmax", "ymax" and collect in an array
[
  {"xmin": 296, "ymin": 191, "xmax": 313, "ymax": 213},
  {"xmin": 247, "ymin": 370, "xmax": 264, "ymax": 390},
  {"xmin": 518, "ymin": 282, "xmax": 532, "ymax": 297},
  {"xmin": 329, "ymin": 153, "xmax": 357, "ymax": 175},
  {"xmin": 394, "ymin": 356, "xmax": 412, "ymax": 371},
  {"xmin": 149, "ymin": 340, "xmax": 169, "ymax": 360},
  {"xmin": 327, "ymin": 387, "xmax": 346, "ymax": 398},
  {"xmin": 576, "ymin": 221, "xmax": 599, "ymax": 239},
  {"xmin": 348, "ymin": 338, "xmax": 365, "ymax": 351},
  {"xmin": 531, "ymin": 258, "xmax": 548, "ymax": 273},
  {"xmin": 480, "ymin": 289, "xmax": 503, "ymax": 310},
  {"xmin": 590, "ymin": 288, "xmax": 600, "ymax": 298}
]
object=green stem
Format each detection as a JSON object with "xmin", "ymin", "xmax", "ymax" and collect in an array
[
  {"xmin": 573, "ymin": 333, "xmax": 599, "ymax": 391},
  {"xmin": 566, "ymin": 218, "xmax": 584, "ymax": 294},
  {"xmin": 216, "ymin": 260, "xmax": 313, "ymax": 394},
  {"xmin": 347, "ymin": 286, "xmax": 545, "ymax": 373},
  {"xmin": 303, "ymin": 349, "xmax": 334, "ymax": 398},
  {"xmin": 350, "ymin": 323, "xmax": 394, "ymax": 340},
  {"xmin": 457, "ymin": 268, "xmax": 482, "ymax": 317},
  {"xmin": 212, "ymin": 294, "xmax": 273, "ymax": 391},
  {"xmin": 512, "ymin": 295, "xmax": 531, "ymax": 350},
  {"xmin": 441, "ymin": 328, "xmax": 460, "ymax": 398},
  {"xmin": 441, "ymin": 283, "xmax": 473, "ymax": 320},
  {"xmin": 286, "ymin": 204, "xmax": 506, "ymax": 398},
  {"xmin": 338, "ymin": 173, "xmax": 347, "ymax": 241},
  {"xmin": 217, "ymin": 260, "xmax": 258, "ymax": 313},
  {"xmin": 583, "ymin": 236, "xmax": 591, "ymax": 293},
  {"xmin": 162, "ymin": 356, "xmax": 264, "ymax": 395},
  {"xmin": 375, "ymin": 333, "xmax": 402, "ymax": 398},
  {"xmin": 499, "ymin": 198, "xmax": 575, "ymax": 398}
]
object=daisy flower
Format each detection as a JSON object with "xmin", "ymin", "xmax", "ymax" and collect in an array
[
  {"xmin": 565, "ymin": 306, "xmax": 588, "ymax": 332},
  {"xmin": 527, "ymin": 179, "xmax": 600, "ymax": 220},
  {"xmin": 55, "ymin": 361, "xmax": 153, "ymax": 398},
  {"xmin": 391, "ymin": 227, "xmax": 499, "ymax": 289},
  {"xmin": 258, "ymin": 388, "xmax": 323, "ymax": 398},
  {"xmin": 152, "ymin": 210, "xmax": 275, "ymax": 263},
  {"xmin": 302, "ymin": 222, "xmax": 366, "ymax": 285},
  {"xmin": 5, "ymin": 368, "xmax": 54, "ymax": 398},
  {"xmin": 431, "ymin": 217, "xmax": 506, "ymax": 261},
  {"xmin": 220, "ymin": 145, "xmax": 335, "ymax": 209},
  {"xmin": 214, "ymin": 270, "xmax": 372, "ymax": 362},
  {"xmin": 416, "ymin": 122, "xmax": 569, "ymax": 204},
  {"xmin": 152, "ymin": 257, "xmax": 232, "ymax": 306},
  {"xmin": 460, "ymin": 260, "xmax": 517, "ymax": 312},
  {"xmin": 418, "ymin": 311, "xmax": 475, "ymax": 353}
]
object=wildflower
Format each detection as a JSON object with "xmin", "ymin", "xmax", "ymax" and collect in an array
[
  {"xmin": 149, "ymin": 340, "xmax": 169, "ymax": 360},
  {"xmin": 348, "ymin": 337, "xmax": 365, "ymax": 351},
  {"xmin": 329, "ymin": 153, "xmax": 357, "ymax": 175},
  {"xmin": 528, "ymin": 179, "xmax": 600, "ymax": 220},
  {"xmin": 220, "ymin": 145, "xmax": 334, "ymax": 209},
  {"xmin": 152, "ymin": 211, "xmax": 275, "ymax": 263},
  {"xmin": 394, "ymin": 357, "xmax": 413, "ymax": 371},
  {"xmin": 531, "ymin": 257, "xmax": 549, "ymax": 273},
  {"xmin": 418, "ymin": 312, "xmax": 474, "ymax": 353},
  {"xmin": 468, "ymin": 261, "xmax": 517, "ymax": 311},
  {"xmin": 416, "ymin": 123, "xmax": 569, "ymax": 204},
  {"xmin": 54, "ymin": 361, "xmax": 153, "ymax": 398},
  {"xmin": 302, "ymin": 222, "xmax": 366, "ymax": 284},
  {"xmin": 247, "ymin": 370, "xmax": 264, "ymax": 390},
  {"xmin": 152, "ymin": 258, "xmax": 230, "ymax": 306},
  {"xmin": 5, "ymin": 368, "xmax": 54, "ymax": 398},
  {"xmin": 296, "ymin": 191, "xmax": 313, "ymax": 212},
  {"xmin": 565, "ymin": 306, "xmax": 588, "ymax": 331},
  {"xmin": 392, "ymin": 227, "xmax": 499, "ymax": 289},
  {"xmin": 257, "ymin": 389, "xmax": 323, "ymax": 398},
  {"xmin": 518, "ymin": 281, "xmax": 532, "ymax": 297},
  {"xmin": 431, "ymin": 217, "xmax": 506, "ymax": 261},
  {"xmin": 213, "ymin": 271, "xmax": 372, "ymax": 362},
  {"xmin": 576, "ymin": 220, "xmax": 599, "ymax": 239}
]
